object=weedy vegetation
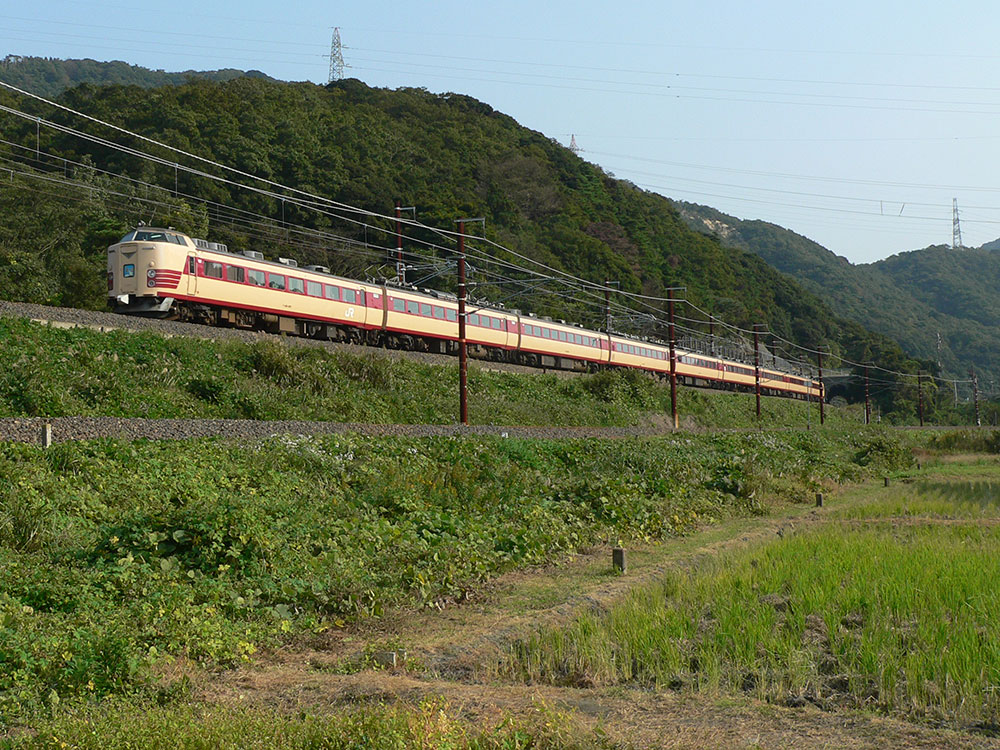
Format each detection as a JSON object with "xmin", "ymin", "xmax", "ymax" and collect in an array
[
  {"xmin": 0, "ymin": 316, "xmax": 859, "ymax": 428},
  {"xmin": 0, "ymin": 429, "xmax": 910, "ymax": 722},
  {"xmin": 505, "ymin": 473, "xmax": 1000, "ymax": 728},
  {"xmin": 0, "ymin": 696, "xmax": 604, "ymax": 750}
]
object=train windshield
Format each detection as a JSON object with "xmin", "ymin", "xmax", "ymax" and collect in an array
[{"xmin": 117, "ymin": 230, "xmax": 188, "ymax": 245}]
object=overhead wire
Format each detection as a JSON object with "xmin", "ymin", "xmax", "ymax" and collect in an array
[{"xmin": 0, "ymin": 79, "xmax": 988, "ymax": 388}]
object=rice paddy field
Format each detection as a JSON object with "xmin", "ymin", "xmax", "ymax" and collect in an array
[{"xmin": 505, "ymin": 458, "xmax": 1000, "ymax": 731}]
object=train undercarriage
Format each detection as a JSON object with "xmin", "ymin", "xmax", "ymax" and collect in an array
[{"xmin": 125, "ymin": 297, "xmax": 811, "ymax": 399}]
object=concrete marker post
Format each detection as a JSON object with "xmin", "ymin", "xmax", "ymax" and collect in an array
[{"xmin": 612, "ymin": 547, "xmax": 626, "ymax": 574}]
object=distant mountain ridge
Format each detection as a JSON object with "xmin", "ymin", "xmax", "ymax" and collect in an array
[
  {"xmin": 0, "ymin": 55, "xmax": 273, "ymax": 97},
  {"xmin": 674, "ymin": 200, "xmax": 1000, "ymax": 381}
]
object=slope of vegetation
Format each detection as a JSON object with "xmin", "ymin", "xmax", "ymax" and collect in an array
[
  {"xmin": 0, "ymin": 314, "xmax": 873, "ymax": 429},
  {"xmin": 0, "ymin": 429, "xmax": 913, "ymax": 721}
]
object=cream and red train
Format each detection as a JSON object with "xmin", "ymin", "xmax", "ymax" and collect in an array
[{"xmin": 107, "ymin": 228, "xmax": 822, "ymax": 400}]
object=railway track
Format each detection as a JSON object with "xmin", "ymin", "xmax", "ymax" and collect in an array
[{"xmin": 0, "ymin": 416, "xmax": 679, "ymax": 445}]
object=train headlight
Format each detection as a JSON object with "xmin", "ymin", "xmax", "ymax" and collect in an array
[{"xmin": 147, "ymin": 269, "xmax": 157, "ymax": 278}]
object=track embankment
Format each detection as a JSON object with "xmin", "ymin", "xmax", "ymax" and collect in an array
[
  {"xmin": 0, "ymin": 416, "xmax": 675, "ymax": 444},
  {"xmin": 0, "ymin": 300, "xmax": 563, "ymax": 376}
]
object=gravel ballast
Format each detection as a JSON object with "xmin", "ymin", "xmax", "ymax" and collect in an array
[{"xmin": 0, "ymin": 417, "xmax": 675, "ymax": 445}]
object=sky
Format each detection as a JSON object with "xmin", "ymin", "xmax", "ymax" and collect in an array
[{"xmin": 3, "ymin": 0, "xmax": 1000, "ymax": 264}]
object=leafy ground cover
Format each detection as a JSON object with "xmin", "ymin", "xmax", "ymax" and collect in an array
[
  {"xmin": 0, "ymin": 429, "xmax": 911, "ymax": 723},
  {"xmin": 0, "ymin": 315, "xmax": 858, "ymax": 428},
  {"xmin": 505, "ymin": 469, "xmax": 1000, "ymax": 728}
]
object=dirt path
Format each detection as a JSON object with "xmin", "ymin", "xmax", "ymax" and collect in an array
[{"xmin": 189, "ymin": 473, "xmax": 1000, "ymax": 749}]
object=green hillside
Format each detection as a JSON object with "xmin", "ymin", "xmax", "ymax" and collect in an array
[
  {"xmin": 673, "ymin": 200, "xmax": 999, "ymax": 383},
  {"xmin": 0, "ymin": 67, "xmax": 936, "ymax": 416}
]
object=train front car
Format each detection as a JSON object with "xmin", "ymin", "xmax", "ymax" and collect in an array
[{"xmin": 107, "ymin": 227, "xmax": 189, "ymax": 315}]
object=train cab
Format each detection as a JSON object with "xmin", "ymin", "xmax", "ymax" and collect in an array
[{"xmin": 107, "ymin": 227, "xmax": 190, "ymax": 315}]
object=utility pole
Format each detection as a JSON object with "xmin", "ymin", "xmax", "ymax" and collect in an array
[
  {"xmin": 393, "ymin": 202, "xmax": 415, "ymax": 284},
  {"xmin": 817, "ymin": 347, "xmax": 825, "ymax": 426},
  {"xmin": 604, "ymin": 281, "xmax": 619, "ymax": 332},
  {"xmin": 708, "ymin": 318, "xmax": 715, "ymax": 356},
  {"xmin": 753, "ymin": 324, "xmax": 762, "ymax": 419},
  {"xmin": 395, "ymin": 201, "xmax": 403, "ymax": 284},
  {"xmin": 864, "ymin": 365, "xmax": 871, "ymax": 425},
  {"xmin": 457, "ymin": 221, "xmax": 468, "ymax": 426},
  {"xmin": 917, "ymin": 371, "xmax": 925, "ymax": 427},
  {"xmin": 454, "ymin": 218, "xmax": 484, "ymax": 427},
  {"xmin": 667, "ymin": 288, "xmax": 678, "ymax": 429},
  {"xmin": 971, "ymin": 367, "xmax": 981, "ymax": 427}
]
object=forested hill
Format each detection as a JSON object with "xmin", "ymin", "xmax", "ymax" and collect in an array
[
  {"xmin": 872, "ymin": 244, "xmax": 1000, "ymax": 335},
  {"xmin": 0, "ymin": 55, "xmax": 273, "ymax": 97},
  {"xmin": 673, "ymin": 200, "xmax": 1000, "ymax": 380},
  {"xmin": 0, "ymin": 74, "xmax": 933, "ymax": 414}
]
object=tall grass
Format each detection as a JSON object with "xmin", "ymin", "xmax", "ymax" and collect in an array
[
  {"xmin": 1, "ymin": 697, "xmax": 604, "ymax": 750},
  {"xmin": 837, "ymin": 478, "xmax": 1000, "ymax": 520},
  {"xmin": 507, "ymin": 521, "xmax": 1000, "ymax": 725}
]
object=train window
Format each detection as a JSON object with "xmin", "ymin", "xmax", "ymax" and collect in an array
[
  {"xmin": 225, "ymin": 266, "xmax": 245, "ymax": 283},
  {"xmin": 174, "ymin": 235, "xmax": 189, "ymax": 246},
  {"xmin": 289, "ymin": 278, "xmax": 305, "ymax": 294},
  {"xmin": 134, "ymin": 230, "xmax": 169, "ymax": 242},
  {"xmin": 420, "ymin": 303, "xmax": 432, "ymax": 316},
  {"xmin": 491, "ymin": 318, "xmax": 501, "ymax": 330},
  {"xmin": 204, "ymin": 261, "xmax": 223, "ymax": 279},
  {"xmin": 433, "ymin": 306, "xmax": 445, "ymax": 319},
  {"xmin": 392, "ymin": 298, "xmax": 405, "ymax": 312},
  {"xmin": 307, "ymin": 281, "xmax": 322, "ymax": 297},
  {"xmin": 248, "ymin": 269, "xmax": 265, "ymax": 286},
  {"xmin": 446, "ymin": 309, "xmax": 457, "ymax": 322},
  {"xmin": 342, "ymin": 289, "xmax": 357, "ymax": 304},
  {"xmin": 119, "ymin": 231, "xmax": 136, "ymax": 243},
  {"xmin": 407, "ymin": 300, "xmax": 419, "ymax": 314},
  {"xmin": 325, "ymin": 284, "xmax": 339, "ymax": 300},
  {"xmin": 470, "ymin": 314, "xmax": 480, "ymax": 326},
  {"xmin": 188, "ymin": 257, "xmax": 196, "ymax": 274},
  {"xmin": 268, "ymin": 274, "xmax": 286, "ymax": 290}
]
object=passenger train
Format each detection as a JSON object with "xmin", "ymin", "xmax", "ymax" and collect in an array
[{"xmin": 107, "ymin": 228, "xmax": 822, "ymax": 401}]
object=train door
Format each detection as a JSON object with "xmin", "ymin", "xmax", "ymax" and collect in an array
[
  {"xmin": 186, "ymin": 256, "xmax": 198, "ymax": 296},
  {"xmin": 117, "ymin": 245, "xmax": 139, "ymax": 295}
]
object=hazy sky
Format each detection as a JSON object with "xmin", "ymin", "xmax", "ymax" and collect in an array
[{"xmin": 4, "ymin": 0, "xmax": 1000, "ymax": 263}]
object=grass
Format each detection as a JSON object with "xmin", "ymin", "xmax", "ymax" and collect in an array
[
  {"xmin": 0, "ymin": 429, "xmax": 912, "ymax": 722},
  {"xmin": 504, "ymin": 471, "xmax": 1000, "ymax": 727},
  {"xmin": 0, "ymin": 315, "xmax": 859, "ymax": 428},
  {"xmin": 0, "ymin": 697, "xmax": 604, "ymax": 750}
]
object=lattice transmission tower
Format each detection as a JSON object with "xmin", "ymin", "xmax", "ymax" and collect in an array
[
  {"xmin": 953, "ymin": 197, "xmax": 963, "ymax": 249},
  {"xmin": 328, "ymin": 28, "xmax": 345, "ymax": 83}
]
